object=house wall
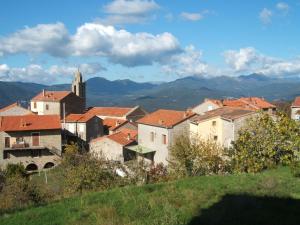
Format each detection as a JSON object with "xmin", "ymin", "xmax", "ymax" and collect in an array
[
  {"xmin": 90, "ymin": 138, "xmax": 124, "ymax": 162},
  {"xmin": 192, "ymin": 101, "xmax": 220, "ymax": 115},
  {"xmin": 138, "ymin": 119, "xmax": 190, "ymax": 165},
  {"xmin": 0, "ymin": 106, "xmax": 32, "ymax": 116},
  {"xmin": 0, "ymin": 130, "xmax": 62, "ymax": 169},
  {"xmin": 31, "ymin": 101, "xmax": 61, "ymax": 116},
  {"xmin": 291, "ymin": 107, "xmax": 300, "ymax": 120}
]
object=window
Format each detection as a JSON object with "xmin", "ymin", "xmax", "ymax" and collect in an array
[
  {"xmin": 16, "ymin": 137, "xmax": 24, "ymax": 144},
  {"xmin": 162, "ymin": 134, "xmax": 167, "ymax": 145},
  {"xmin": 150, "ymin": 132, "xmax": 154, "ymax": 142},
  {"xmin": 32, "ymin": 133, "xmax": 40, "ymax": 146},
  {"xmin": 212, "ymin": 121, "xmax": 216, "ymax": 126},
  {"xmin": 4, "ymin": 137, "xmax": 10, "ymax": 148},
  {"xmin": 214, "ymin": 136, "xmax": 218, "ymax": 141},
  {"xmin": 46, "ymin": 104, "xmax": 49, "ymax": 110},
  {"xmin": 33, "ymin": 102, "xmax": 37, "ymax": 109}
]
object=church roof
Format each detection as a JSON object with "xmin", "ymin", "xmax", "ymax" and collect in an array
[{"xmin": 31, "ymin": 91, "xmax": 72, "ymax": 102}]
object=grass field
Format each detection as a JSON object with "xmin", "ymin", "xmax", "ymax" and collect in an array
[{"xmin": 1, "ymin": 167, "xmax": 300, "ymax": 225}]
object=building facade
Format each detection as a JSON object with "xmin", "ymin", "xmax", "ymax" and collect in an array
[
  {"xmin": 291, "ymin": 97, "xmax": 300, "ymax": 121},
  {"xmin": 0, "ymin": 115, "xmax": 62, "ymax": 171},
  {"xmin": 0, "ymin": 102, "xmax": 33, "ymax": 116}
]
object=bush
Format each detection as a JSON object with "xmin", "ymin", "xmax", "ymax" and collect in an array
[
  {"xmin": 290, "ymin": 161, "xmax": 300, "ymax": 177},
  {"xmin": 169, "ymin": 134, "xmax": 230, "ymax": 177},
  {"xmin": 232, "ymin": 112, "xmax": 300, "ymax": 173}
]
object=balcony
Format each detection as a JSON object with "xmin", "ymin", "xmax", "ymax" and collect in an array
[
  {"xmin": 4, "ymin": 142, "xmax": 44, "ymax": 151},
  {"xmin": 12, "ymin": 142, "xmax": 29, "ymax": 149}
]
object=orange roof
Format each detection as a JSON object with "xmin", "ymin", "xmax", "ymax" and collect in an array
[
  {"xmin": 292, "ymin": 97, "xmax": 300, "ymax": 107},
  {"xmin": 65, "ymin": 113, "xmax": 96, "ymax": 123},
  {"xmin": 86, "ymin": 107, "xmax": 133, "ymax": 117},
  {"xmin": 239, "ymin": 97, "xmax": 276, "ymax": 109},
  {"xmin": 222, "ymin": 99, "xmax": 258, "ymax": 111},
  {"xmin": 118, "ymin": 127, "xmax": 138, "ymax": 139},
  {"xmin": 91, "ymin": 131, "xmax": 136, "ymax": 146},
  {"xmin": 137, "ymin": 109, "xmax": 195, "ymax": 128},
  {"xmin": 32, "ymin": 91, "xmax": 71, "ymax": 102},
  {"xmin": 103, "ymin": 118, "xmax": 127, "ymax": 131},
  {"xmin": 0, "ymin": 115, "xmax": 61, "ymax": 132}
]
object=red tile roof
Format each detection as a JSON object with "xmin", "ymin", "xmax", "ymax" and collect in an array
[
  {"xmin": 292, "ymin": 97, "xmax": 300, "ymax": 107},
  {"xmin": 91, "ymin": 131, "xmax": 136, "ymax": 146},
  {"xmin": 206, "ymin": 97, "xmax": 275, "ymax": 111},
  {"xmin": 86, "ymin": 107, "xmax": 133, "ymax": 117},
  {"xmin": 137, "ymin": 109, "xmax": 195, "ymax": 128},
  {"xmin": 118, "ymin": 127, "xmax": 138, "ymax": 139},
  {"xmin": 65, "ymin": 113, "xmax": 96, "ymax": 123},
  {"xmin": 103, "ymin": 118, "xmax": 127, "ymax": 131},
  {"xmin": 0, "ymin": 115, "xmax": 61, "ymax": 132},
  {"xmin": 191, "ymin": 107, "xmax": 256, "ymax": 123},
  {"xmin": 31, "ymin": 91, "xmax": 71, "ymax": 102}
]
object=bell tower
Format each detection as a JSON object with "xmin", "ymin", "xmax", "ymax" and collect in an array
[{"xmin": 72, "ymin": 69, "xmax": 86, "ymax": 107}]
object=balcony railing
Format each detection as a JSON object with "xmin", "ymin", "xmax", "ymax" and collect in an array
[{"xmin": 11, "ymin": 142, "xmax": 30, "ymax": 149}]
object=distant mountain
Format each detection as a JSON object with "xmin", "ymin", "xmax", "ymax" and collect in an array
[{"xmin": 0, "ymin": 75, "xmax": 300, "ymax": 111}]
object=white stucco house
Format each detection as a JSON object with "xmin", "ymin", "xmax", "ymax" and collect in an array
[
  {"xmin": 135, "ymin": 109, "xmax": 196, "ymax": 165},
  {"xmin": 291, "ymin": 97, "xmax": 300, "ymax": 121}
]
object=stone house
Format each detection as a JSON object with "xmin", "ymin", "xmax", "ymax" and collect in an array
[
  {"xmin": 102, "ymin": 118, "xmax": 137, "ymax": 135},
  {"xmin": 291, "ymin": 97, "xmax": 300, "ymax": 121},
  {"xmin": 0, "ymin": 102, "xmax": 33, "ymax": 116},
  {"xmin": 64, "ymin": 113, "xmax": 103, "ymax": 143},
  {"xmin": 90, "ymin": 131, "xmax": 137, "ymax": 163},
  {"xmin": 0, "ymin": 115, "xmax": 62, "ymax": 171},
  {"xmin": 30, "ymin": 70, "xmax": 86, "ymax": 118},
  {"xmin": 190, "ymin": 107, "xmax": 257, "ymax": 148},
  {"xmin": 135, "ymin": 109, "xmax": 196, "ymax": 165},
  {"xmin": 193, "ymin": 97, "xmax": 276, "ymax": 115}
]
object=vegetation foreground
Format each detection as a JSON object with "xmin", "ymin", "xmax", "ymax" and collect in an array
[{"xmin": 1, "ymin": 167, "xmax": 300, "ymax": 225}]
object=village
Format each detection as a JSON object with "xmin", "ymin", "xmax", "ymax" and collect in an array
[{"xmin": 0, "ymin": 70, "xmax": 298, "ymax": 172}]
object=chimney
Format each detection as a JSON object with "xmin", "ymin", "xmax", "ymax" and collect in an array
[
  {"xmin": 0, "ymin": 117, "xmax": 2, "ymax": 128},
  {"xmin": 158, "ymin": 119, "xmax": 164, "ymax": 125},
  {"xmin": 115, "ymin": 120, "xmax": 121, "ymax": 126},
  {"xmin": 43, "ymin": 89, "xmax": 45, "ymax": 97},
  {"xmin": 127, "ymin": 133, "xmax": 131, "ymax": 140}
]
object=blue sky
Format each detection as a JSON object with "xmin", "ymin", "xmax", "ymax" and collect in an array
[{"xmin": 0, "ymin": 0, "xmax": 299, "ymax": 84}]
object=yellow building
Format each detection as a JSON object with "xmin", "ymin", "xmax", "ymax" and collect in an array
[{"xmin": 190, "ymin": 107, "xmax": 256, "ymax": 148}]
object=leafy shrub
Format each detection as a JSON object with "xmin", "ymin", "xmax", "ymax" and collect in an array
[{"xmin": 290, "ymin": 161, "xmax": 300, "ymax": 177}]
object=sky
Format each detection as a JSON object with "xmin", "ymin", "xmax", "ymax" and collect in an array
[{"xmin": 0, "ymin": 0, "xmax": 300, "ymax": 84}]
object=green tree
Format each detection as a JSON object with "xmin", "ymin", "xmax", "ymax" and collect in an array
[
  {"xmin": 169, "ymin": 134, "xmax": 229, "ymax": 177},
  {"xmin": 232, "ymin": 112, "xmax": 300, "ymax": 173}
]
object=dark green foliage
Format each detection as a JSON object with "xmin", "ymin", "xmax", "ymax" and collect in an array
[
  {"xmin": 290, "ymin": 161, "xmax": 300, "ymax": 177},
  {"xmin": 4, "ymin": 163, "xmax": 27, "ymax": 178}
]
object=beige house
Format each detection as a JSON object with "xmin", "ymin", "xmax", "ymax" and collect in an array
[
  {"xmin": 30, "ymin": 70, "xmax": 86, "ymax": 118},
  {"xmin": 0, "ymin": 102, "xmax": 33, "ymax": 116},
  {"xmin": 193, "ymin": 97, "xmax": 276, "ymax": 115},
  {"xmin": 136, "ymin": 109, "xmax": 196, "ymax": 165},
  {"xmin": 90, "ymin": 131, "xmax": 137, "ymax": 163},
  {"xmin": 0, "ymin": 115, "xmax": 62, "ymax": 171},
  {"xmin": 190, "ymin": 107, "xmax": 256, "ymax": 148},
  {"xmin": 64, "ymin": 113, "xmax": 103, "ymax": 142},
  {"xmin": 291, "ymin": 97, "xmax": 300, "ymax": 121}
]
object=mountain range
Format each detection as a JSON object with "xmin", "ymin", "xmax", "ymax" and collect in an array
[{"xmin": 0, "ymin": 74, "xmax": 298, "ymax": 111}]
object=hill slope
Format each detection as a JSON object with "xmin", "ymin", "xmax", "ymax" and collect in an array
[
  {"xmin": 0, "ymin": 74, "xmax": 299, "ymax": 111},
  {"xmin": 1, "ymin": 167, "xmax": 300, "ymax": 225}
]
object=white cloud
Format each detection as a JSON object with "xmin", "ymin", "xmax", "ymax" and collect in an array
[
  {"xmin": 99, "ymin": 0, "xmax": 159, "ymax": 25},
  {"xmin": 162, "ymin": 45, "xmax": 214, "ymax": 77},
  {"xmin": 259, "ymin": 8, "xmax": 273, "ymax": 24},
  {"xmin": 224, "ymin": 47, "xmax": 300, "ymax": 77},
  {"xmin": 0, "ymin": 63, "xmax": 104, "ymax": 83},
  {"xmin": 180, "ymin": 12, "xmax": 203, "ymax": 21},
  {"xmin": 0, "ymin": 23, "xmax": 71, "ymax": 57},
  {"xmin": 0, "ymin": 22, "xmax": 181, "ymax": 67},
  {"xmin": 276, "ymin": 2, "xmax": 289, "ymax": 12}
]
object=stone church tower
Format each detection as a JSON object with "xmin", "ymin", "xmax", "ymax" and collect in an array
[{"xmin": 71, "ymin": 69, "xmax": 86, "ymax": 108}]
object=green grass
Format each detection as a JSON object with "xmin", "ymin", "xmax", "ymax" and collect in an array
[{"xmin": 1, "ymin": 167, "xmax": 300, "ymax": 225}]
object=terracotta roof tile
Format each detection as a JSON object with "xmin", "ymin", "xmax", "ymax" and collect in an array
[
  {"xmin": 118, "ymin": 127, "xmax": 138, "ymax": 139},
  {"xmin": 86, "ymin": 107, "xmax": 133, "ymax": 117},
  {"xmin": 32, "ymin": 91, "xmax": 71, "ymax": 102},
  {"xmin": 137, "ymin": 109, "xmax": 195, "ymax": 128},
  {"xmin": 191, "ymin": 107, "xmax": 256, "ymax": 123},
  {"xmin": 91, "ymin": 131, "xmax": 136, "ymax": 146},
  {"xmin": 292, "ymin": 97, "xmax": 300, "ymax": 107},
  {"xmin": 65, "ymin": 113, "xmax": 96, "ymax": 123},
  {"xmin": 0, "ymin": 115, "xmax": 61, "ymax": 132},
  {"xmin": 103, "ymin": 118, "xmax": 127, "ymax": 131}
]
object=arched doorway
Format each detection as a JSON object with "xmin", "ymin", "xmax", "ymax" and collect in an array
[
  {"xmin": 44, "ymin": 162, "xmax": 55, "ymax": 169},
  {"xmin": 26, "ymin": 163, "xmax": 38, "ymax": 171}
]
